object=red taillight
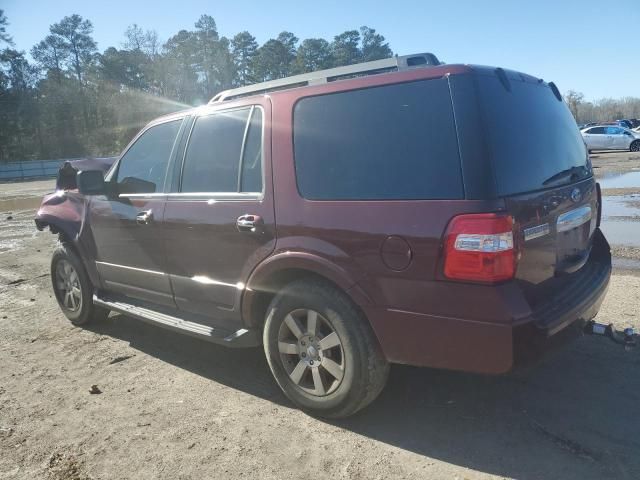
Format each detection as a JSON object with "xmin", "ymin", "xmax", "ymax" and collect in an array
[{"xmin": 443, "ymin": 213, "xmax": 517, "ymax": 283}]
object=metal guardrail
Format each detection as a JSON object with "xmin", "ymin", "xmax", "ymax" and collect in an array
[{"xmin": 0, "ymin": 159, "xmax": 78, "ymax": 181}]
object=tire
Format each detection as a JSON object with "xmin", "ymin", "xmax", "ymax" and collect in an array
[
  {"xmin": 51, "ymin": 242, "xmax": 109, "ymax": 326},
  {"xmin": 630, "ymin": 140, "xmax": 640, "ymax": 152},
  {"xmin": 263, "ymin": 278, "xmax": 389, "ymax": 418}
]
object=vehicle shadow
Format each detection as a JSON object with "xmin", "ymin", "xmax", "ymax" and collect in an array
[{"xmin": 88, "ymin": 313, "xmax": 640, "ymax": 480}]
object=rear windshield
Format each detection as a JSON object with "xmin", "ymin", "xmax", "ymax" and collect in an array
[
  {"xmin": 293, "ymin": 78, "xmax": 463, "ymax": 200},
  {"xmin": 477, "ymin": 74, "xmax": 590, "ymax": 196}
]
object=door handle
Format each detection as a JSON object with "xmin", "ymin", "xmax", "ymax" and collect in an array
[
  {"xmin": 136, "ymin": 210, "xmax": 153, "ymax": 225},
  {"xmin": 236, "ymin": 214, "xmax": 263, "ymax": 232}
]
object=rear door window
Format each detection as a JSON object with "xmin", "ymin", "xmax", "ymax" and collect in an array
[
  {"xmin": 293, "ymin": 78, "xmax": 463, "ymax": 200},
  {"xmin": 181, "ymin": 108, "xmax": 251, "ymax": 193},
  {"xmin": 239, "ymin": 108, "xmax": 263, "ymax": 193},
  {"xmin": 586, "ymin": 127, "xmax": 605, "ymax": 134},
  {"xmin": 476, "ymin": 75, "xmax": 590, "ymax": 195}
]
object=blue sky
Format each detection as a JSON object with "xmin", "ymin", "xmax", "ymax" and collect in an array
[{"xmin": 2, "ymin": 0, "xmax": 638, "ymax": 100}]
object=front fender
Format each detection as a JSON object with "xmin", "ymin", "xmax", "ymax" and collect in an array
[
  {"xmin": 34, "ymin": 191, "xmax": 100, "ymax": 286},
  {"xmin": 35, "ymin": 191, "xmax": 84, "ymax": 239}
]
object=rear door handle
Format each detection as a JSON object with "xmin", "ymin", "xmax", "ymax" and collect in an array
[
  {"xmin": 236, "ymin": 214, "xmax": 263, "ymax": 232},
  {"xmin": 136, "ymin": 210, "xmax": 153, "ymax": 225}
]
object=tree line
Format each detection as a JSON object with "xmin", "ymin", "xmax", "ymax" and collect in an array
[
  {"xmin": 0, "ymin": 10, "xmax": 392, "ymax": 162},
  {"xmin": 564, "ymin": 90, "xmax": 640, "ymax": 126},
  {"xmin": 3, "ymin": 9, "xmax": 639, "ymax": 163}
]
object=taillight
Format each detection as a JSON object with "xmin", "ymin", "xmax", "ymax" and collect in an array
[{"xmin": 443, "ymin": 213, "xmax": 517, "ymax": 283}]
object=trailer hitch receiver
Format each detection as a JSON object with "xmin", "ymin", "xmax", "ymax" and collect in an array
[{"xmin": 584, "ymin": 320, "xmax": 637, "ymax": 350}]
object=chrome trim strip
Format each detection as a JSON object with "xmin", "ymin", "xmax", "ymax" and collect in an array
[
  {"xmin": 557, "ymin": 205, "xmax": 592, "ymax": 233},
  {"xmin": 165, "ymin": 192, "xmax": 261, "ymax": 198},
  {"xmin": 523, "ymin": 223, "xmax": 550, "ymax": 241},
  {"xmin": 119, "ymin": 193, "xmax": 167, "ymax": 198},
  {"xmin": 95, "ymin": 261, "xmax": 165, "ymax": 276}
]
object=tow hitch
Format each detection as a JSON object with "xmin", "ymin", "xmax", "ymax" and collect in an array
[{"xmin": 584, "ymin": 320, "xmax": 637, "ymax": 350}]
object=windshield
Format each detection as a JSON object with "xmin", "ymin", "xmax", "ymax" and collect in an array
[{"xmin": 477, "ymin": 74, "xmax": 590, "ymax": 196}]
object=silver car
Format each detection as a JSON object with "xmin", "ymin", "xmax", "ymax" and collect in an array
[{"xmin": 581, "ymin": 125, "xmax": 640, "ymax": 152}]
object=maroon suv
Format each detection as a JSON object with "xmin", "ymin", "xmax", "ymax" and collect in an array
[{"xmin": 36, "ymin": 53, "xmax": 611, "ymax": 418}]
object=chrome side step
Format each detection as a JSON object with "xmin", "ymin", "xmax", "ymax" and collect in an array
[{"xmin": 93, "ymin": 294, "xmax": 260, "ymax": 347}]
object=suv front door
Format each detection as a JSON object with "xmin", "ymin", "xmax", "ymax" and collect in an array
[
  {"xmin": 90, "ymin": 116, "xmax": 185, "ymax": 306},
  {"xmin": 162, "ymin": 101, "xmax": 275, "ymax": 326}
]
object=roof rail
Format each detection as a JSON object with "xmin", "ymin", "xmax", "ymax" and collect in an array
[{"xmin": 209, "ymin": 52, "xmax": 441, "ymax": 103}]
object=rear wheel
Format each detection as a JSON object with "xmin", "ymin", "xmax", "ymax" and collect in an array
[
  {"xmin": 630, "ymin": 140, "xmax": 640, "ymax": 152},
  {"xmin": 51, "ymin": 242, "xmax": 109, "ymax": 326},
  {"xmin": 263, "ymin": 278, "xmax": 389, "ymax": 418}
]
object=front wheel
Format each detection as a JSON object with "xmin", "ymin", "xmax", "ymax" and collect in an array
[
  {"xmin": 51, "ymin": 242, "xmax": 109, "ymax": 326},
  {"xmin": 263, "ymin": 279, "xmax": 389, "ymax": 418},
  {"xmin": 630, "ymin": 140, "xmax": 640, "ymax": 152}
]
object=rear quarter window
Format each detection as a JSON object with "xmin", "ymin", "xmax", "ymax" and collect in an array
[{"xmin": 293, "ymin": 78, "xmax": 463, "ymax": 200}]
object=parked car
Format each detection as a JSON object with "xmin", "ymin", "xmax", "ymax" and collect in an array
[
  {"xmin": 35, "ymin": 54, "xmax": 611, "ymax": 418},
  {"xmin": 581, "ymin": 125, "xmax": 640, "ymax": 152}
]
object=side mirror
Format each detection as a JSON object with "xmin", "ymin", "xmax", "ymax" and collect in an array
[{"xmin": 77, "ymin": 170, "xmax": 106, "ymax": 195}]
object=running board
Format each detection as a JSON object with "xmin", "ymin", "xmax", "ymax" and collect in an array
[{"xmin": 93, "ymin": 294, "xmax": 261, "ymax": 347}]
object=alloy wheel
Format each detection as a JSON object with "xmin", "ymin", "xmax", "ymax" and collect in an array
[
  {"xmin": 55, "ymin": 259, "xmax": 82, "ymax": 312},
  {"xmin": 277, "ymin": 308, "xmax": 345, "ymax": 396}
]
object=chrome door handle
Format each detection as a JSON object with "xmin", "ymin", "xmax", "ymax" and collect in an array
[
  {"xmin": 236, "ymin": 214, "xmax": 263, "ymax": 232},
  {"xmin": 136, "ymin": 210, "xmax": 153, "ymax": 225}
]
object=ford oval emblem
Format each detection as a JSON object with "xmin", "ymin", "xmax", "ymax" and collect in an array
[{"xmin": 570, "ymin": 188, "xmax": 582, "ymax": 203}]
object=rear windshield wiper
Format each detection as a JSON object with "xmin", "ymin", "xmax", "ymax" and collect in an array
[{"xmin": 542, "ymin": 166, "xmax": 589, "ymax": 186}]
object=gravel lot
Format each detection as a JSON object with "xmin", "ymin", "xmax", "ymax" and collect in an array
[{"xmin": 1, "ymin": 153, "xmax": 639, "ymax": 479}]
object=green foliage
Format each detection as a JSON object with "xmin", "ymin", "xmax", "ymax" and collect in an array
[
  {"xmin": 50, "ymin": 15, "xmax": 97, "ymax": 83},
  {"xmin": 231, "ymin": 31, "xmax": 258, "ymax": 86},
  {"xmin": 0, "ymin": 11, "xmax": 396, "ymax": 162},
  {"xmin": 331, "ymin": 30, "xmax": 361, "ymax": 67},
  {"xmin": 295, "ymin": 38, "xmax": 333, "ymax": 73},
  {"xmin": 0, "ymin": 9, "xmax": 14, "ymax": 46}
]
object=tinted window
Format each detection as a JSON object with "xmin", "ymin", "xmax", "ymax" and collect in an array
[
  {"xmin": 587, "ymin": 127, "xmax": 605, "ymax": 134},
  {"xmin": 240, "ymin": 108, "xmax": 263, "ymax": 193},
  {"xmin": 606, "ymin": 126, "xmax": 623, "ymax": 135},
  {"xmin": 293, "ymin": 79, "xmax": 463, "ymax": 200},
  {"xmin": 476, "ymin": 75, "xmax": 589, "ymax": 195},
  {"xmin": 116, "ymin": 119, "xmax": 182, "ymax": 194},
  {"xmin": 181, "ymin": 108, "xmax": 250, "ymax": 193}
]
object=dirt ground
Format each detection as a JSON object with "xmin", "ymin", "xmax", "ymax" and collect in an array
[{"xmin": 1, "ymin": 154, "xmax": 639, "ymax": 479}]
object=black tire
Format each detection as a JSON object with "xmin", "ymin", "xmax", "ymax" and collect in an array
[
  {"xmin": 51, "ymin": 242, "xmax": 109, "ymax": 326},
  {"xmin": 630, "ymin": 140, "xmax": 640, "ymax": 152},
  {"xmin": 263, "ymin": 278, "xmax": 389, "ymax": 418}
]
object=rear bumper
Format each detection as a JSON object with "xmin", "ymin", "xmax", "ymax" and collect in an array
[{"xmin": 364, "ymin": 229, "xmax": 612, "ymax": 374}]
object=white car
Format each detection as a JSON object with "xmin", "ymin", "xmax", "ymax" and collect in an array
[{"xmin": 581, "ymin": 125, "xmax": 640, "ymax": 152}]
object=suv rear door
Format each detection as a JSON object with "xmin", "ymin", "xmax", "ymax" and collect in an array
[
  {"xmin": 162, "ymin": 99, "xmax": 275, "ymax": 326},
  {"xmin": 90, "ymin": 116, "xmax": 186, "ymax": 306},
  {"xmin": 470, "ymin": 72, "xmax": 599, "ymax": 311}
]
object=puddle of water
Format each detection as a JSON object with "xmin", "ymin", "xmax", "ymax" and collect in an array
[
  {"xmin": 600, "ymin": 195, "xmax": 640, "ymax": 246},
  {"xmin": 0, "ymin": 196, "xmax": 43, "ymax": 213},
  {"xmin": 598, "ymin": 171, "xmax": 640, "ymax": 189},
  {"xmin": 612, "ymin": 257, "xmax": 640, "ymax": 270},
  {"xmin": 600, "ymin": 219, "xmax": 640, "ymax": 247},
  {"xmin": 602, "ymin": 196, "xmax": 640, "ymax": 218}
]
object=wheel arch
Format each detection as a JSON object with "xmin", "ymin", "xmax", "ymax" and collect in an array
[
  {"xmin": 35, "ymin": 194, "xmax": 101, "ymax": 287},
  {"xmin": 241, "ymin": 252, "xmax": 373, "ymax": 330}
]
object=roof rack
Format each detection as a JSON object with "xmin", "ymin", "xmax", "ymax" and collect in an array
[{"xmin": 209, "ymin": 52, "xmax": 441, "ymax": 103}]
